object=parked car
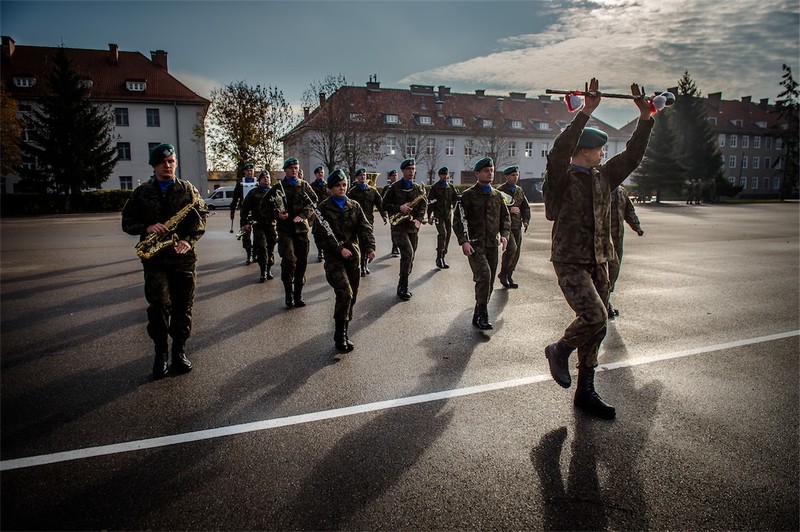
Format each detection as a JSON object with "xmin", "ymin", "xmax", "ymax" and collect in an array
[{"xmin": 204, "ymin": 183, "xmax": 257, "ymax": 209}]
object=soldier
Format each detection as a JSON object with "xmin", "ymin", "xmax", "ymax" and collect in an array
[
  {"xmin": 263, "ymin": 157, "xmax": 318, "ymax": 308},
  {"xmin": 453, "ymin": 157, "xmax": 511, "ymax": 330},
  {"xmin": 427, "ymin": 166, "xmax": 459, "ymax": 269},
  {"xmin": 348, "ymin": 167, "xmax": 386, "ymax": 276},
  {"xmin": 693, "ymin": 177, "xmax": 703, "ymax": 205},
  {"xmin": 542, "ymin": 78, "xmax": 653, "ymax": 419},
  {"xmin": 240, "ymin": 170, "xmax": 277, "ymax": 282},
  {"xmin": 230, "ymin": 163, "xmax": 257, "ymax": 264},
  {"xmin": 497, "ymin": 165, "xmax": 531, "ymax": 288},
  {"xmin": 607, "ymin": 184, "xmax": 644, "ymax": 317},
  {"xmin": 382, "ymin": 169, "xmax": 400, "ymax": 256},
  {"xmin": 382, "ymin": 158, "xmax": 427, "ymax": 300},
  {"xmin": 310, "ymin": 166, "xmax": 329, "ymax": 262},
  {"xmin": 312, "ymin": 169, "xmax": 376, "ymax": 352},
  {"xmin": 122, "ymin": 143, "xmax": 207, "ymax": 379}
]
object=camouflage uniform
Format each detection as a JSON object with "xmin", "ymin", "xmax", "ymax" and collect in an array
[
  {"xmin": 122, "ymin": 177, "xmax": 207, "ymax": 354},
  {"xmin": 427, "ymin": 180, "xmax": 459, "ymax": 266},
  {"xmin": 348, "ymin": 182, "xmax": 384, "ymax": 275},
  {"xmin": 608, "ymin": 185, "xmax": 642, "ymax": 295},
  {"xmin": 497, "ymin": 181, "xmax": 531, "ymax": 285},
  {"xmin": 383, "ymin": 179, "xmax": 427, "ymax": 296},
  {"xmin": 453, "ymin": 184, "xmax": 511, "ymax": 306},
  {"xmin": 544, "ymin": 111, "xmax": 653, "ymax": 367},
  {"xmin": 240, "ymin": 185, "xmax": 277, "ymax": 280},
  {"xmin": 230, "ymin": 177, "xmax": 256, "ymax": 261},
  {"xmin": 311, "ymin": 176, "xmax": 330, "ymax": 261},
  {"xmin": 262, "ymin": 179, "xmax": 318, "ymax": 306}
]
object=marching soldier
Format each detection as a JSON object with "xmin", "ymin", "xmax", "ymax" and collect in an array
[
  {"xmin": 310, "ymin": 166, "xmax": 329, "ymax": 262},
  {"xmin": 122, "ymin": 143, "xmax": 207, "ymax": 379},
  {"xmin": 240, "ymin": 171, "xmax": 277, "ymax": 282},
  {"xmin": 382, "ymin": 158, "xmax": 427, "ymax": 300},
  {"xmin": 263, "ymin": 157, "xmax": 318, "ymax": 308},
  {"xmin": 427, "ymin": 166, "xmax": 459, "ymax": 269},
  {"xmin": 382, "ymin": 169, "xmax": 400, "ymax": 256},
  {"xmin": 312, "ymin": 169, "xmax": 376, "ymax": 352},
  {"xmin": 608, "ymin": 184, "xmax": 643, "ymax": 317},
  {"xmin": 348, "ymin": 167, "xmax": 386, "ymax": 276},
  {"xmin": 230, "ymin": 163, "xmax": 257, "ymax": 264},
  {"xmin": 497, "ymin": 165, "xmax": 531, "ymax": 288},
  {"xmin": 453, "ymin": 157, "xmax": 510, "ymax": 330},
  {"xmin": 542, "ymin": 78, "xmax": 653, "ymax": 419}
]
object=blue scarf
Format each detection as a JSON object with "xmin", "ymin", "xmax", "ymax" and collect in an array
[
  {"xmin": 285, "ymin": 177, "xmax": 298, "ymax": 186},
  {"xmin": 331, "ymin": 195, "xmax": 347, "ymax": 211},
  {"xmin": 357, "ymin": 182, "xmax": 367, "ymax": 191},
  {"xmin": 402, "ymin": 178, "xmax": 413, "ymax": 190},
  {"xmin": 244, "ymin": 177, "xmax": 255, "ymax": 183},
  {"xmin": 507, "ymin": 184, "xmax": 517, "ymax": 194},
  {"xmin": 259, "ymin": 185, "xmax": 270, "ymax": 192},
  {"xmin": 570, "ymin": 163, "xmax": 591, "ymax": 173},
  {"xmin": 478, "ymin": 184, "xmax": 492, "ymax": 193},
  {"xmin": 157, "ymin": 179, "xmax": 174, "ymax": 192},
  {"xmin": 438, "ymin": 181, "xmax": 447, "ymax": 188},
  {"xmin": 315, "ymin": 178, "xmax": 326, "ymax": 186}
]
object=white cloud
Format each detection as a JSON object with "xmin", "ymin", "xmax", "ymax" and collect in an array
[{"xmin": 170, "ymin": 70, "xmax": 221, "ymax": 100}]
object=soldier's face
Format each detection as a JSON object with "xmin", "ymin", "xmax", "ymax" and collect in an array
[
  {"xmin": 506, "ymin": 171, "xmax": 520, "ymax": 185},
  {"xmin": 402, "ymin": 165, "xmax": 415, "ymax": 180},
  {"xmin": 315, "ymin": 170, "xmax": 325, "ymax": 180},
  {"xmin": 331, "ymin": 179, "xmax": 348, "ymax": 198},
  {"xmin": 476, "ymin": 166, "xmax": 494, "ymax": 185},
  {"xmin": 244, "ymin": 168, "xmax": 255, "ymax": 179},
  {"xmin": 285, "ymin": 164, "xmax": 299, "ymax": 178},
  {"xmin": 583, "ymin": 147, "xmax": 604, "ymax": 167},
  {"xmin": 357, "ymin": 174, "xmax": 366, "ymax": 183},
  {"xmin": 154, "ymin": 155, "xmax": 178, "ymax": 181}
]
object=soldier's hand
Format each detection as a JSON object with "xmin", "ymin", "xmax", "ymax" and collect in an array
[
  {"xmin": 278, "ymin": 211, "xmax": 289, "ymax": 220},
  {"xmin": 462, "ymin": 242, "xmax": 474, "ymax": 256},
  {"xmin": 631, "ymin": 83, "xmax": 651, "ymax": 118},
  {"xmin": 524, "ymin": 222, "xmax": 529, "ymax": 233},
  {"xmin": 399, "ymin": 203, "xmax": 411, "ymax": 214},
  {"xmin": 501, "ymin": 236, "xmax": 508, "ymax": 251},
  {"xmin": 243, "ymin": 224, "xmax": 252, "ymax": 232},
  {"xmin": 147, "ymin": 223, "xmax": 169, "ymax": 234},
  {"xmin": 341, "ymin": 247, "xmax": 353, "ymax": 259},
  {"xmin": 367, "ymin": 251, "xmax": 376, "ymax": 262},
  {"xmin": 637, "ymin": 229, "xmax": 644, "ymax": 236},
  {"xmin": 582, "ymin": 78, "xmax": 601, "ymax": 115},
  {"xmin": 414, "ymin": 219, "xmax": 421, "ymax": 230},
  {"xmin": 510, "ymin": 206, "xmax": 520, "ymax": 215},
  {"xmin": 174, "ymin": 240, "xmax": 191, "ymax": 254}
]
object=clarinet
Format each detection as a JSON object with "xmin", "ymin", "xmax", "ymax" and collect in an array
[
  {"xmin": 457, "ymin": 197, "xmax": 476, "ymax": 244},
  {"xmin": 302, "ymin": 190, "xmax": 346, "ymax": 250}
]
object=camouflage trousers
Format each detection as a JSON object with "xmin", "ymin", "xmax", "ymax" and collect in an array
[
  {"xmin": 391, "ymin": 227, "xmax": 419, "ymax": 278},
  {"xmin": 324, "ymin": 255, "xmax": 361, "ymax": 321},
  {"xmin": 143, "ymin": 264, "xmax": 196, "ymax": 348},
  {"xmin": 434, "ymin": 216, "xmax": 453, "ymax": 257},
  {"xmin": 552, "ymin": 261, "xmax": 610, "ymax": 368},
  {"xmin": 277, "ymin": 231, "xmax": 310, "ymax": 286},
  {"xmin": 467, "ymin": 245, "xmax": 499, "ymax": 305},
  {"xmin": 608, "ymin": 238, "xmax": 625, "ymax": 294},
  {"xmin": 252, "ymin": 224, "xmax": 277, "ymax": 270},
  {"xmin": 500, "ymin": 226, "xmax": 523, "ymax": 277}
]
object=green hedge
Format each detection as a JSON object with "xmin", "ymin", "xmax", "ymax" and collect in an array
[{"xmin": 0, "ymin": 190, "xmax": 132, "ymax": 216}]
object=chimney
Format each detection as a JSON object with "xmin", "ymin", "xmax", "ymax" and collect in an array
[
  {"xmin": 319, "ymin": 92, "xmax": 326, "ymax": 106},
  {"xmin": 108, "ymin": 43, "xmax": 119, "ymax": 65},
  {"xmin": 435, "ymin": 99, "xmax": 444, "ymax": 117},
  {"xmin": 708, "ymin": 92, "xmax": 722, "ymax": 111},
  {"xmin": 1, "ymin": 36, "xmax": 15, "ymax": 61},
  {"xmin": 496, "ymin": 97, "xmax": 504, "ymax": 113},
  {"xmin": 759, "ymin": 98, "xmax": 769, "ymax": 108},
  {"xmin": 303, "ymin": 106, "xmax": 310, "ymax": 120},
  {"xmin": 150, "ymin": 50, "xmax": 168, "ymax": 72},
  {"xmin": 509, "ymin": 92, "xmax": 526, "ymax": 101},
  {"xmin": 366, "ymin": 74, "xmax": 381, "ymax": 92},
  {"xmin": 437, "ymin": 85, "xmax": 451, "ymax": 99},
  {"xmin": 475, "ymin": 89, "xmax": 485, "ymax": 98}
]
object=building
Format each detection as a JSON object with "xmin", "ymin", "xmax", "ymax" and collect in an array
[
  {"xmin": 282, "ymin": 79, "xmax": 629, "ymax": 199},
  {"xmin": 1, "ymin": 36, "xmax": 209, "ymax": 194}
]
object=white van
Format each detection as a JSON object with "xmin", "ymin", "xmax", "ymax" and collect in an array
[{"xmin": 204, "ymin": 182, "xmax": 258, "ymax": 210}]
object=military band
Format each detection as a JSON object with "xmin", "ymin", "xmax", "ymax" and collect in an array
[
  {"xmin": 347, "ymin": 167, "xmax": 386, "ymax": 276},
  {"xmin": 240, "ymin": 170, "xmax": 277, "ymax": 282},
  {"xmin": 497, "ymin": 165, "xmax": 531, "ymax": 289},
  {"xmin": 230, "ymin": 163, "xmax": 256, "ymax": 264},
  {"xmin": 427, "ymin": 166, "xmax": 459, "ymax": 269}
]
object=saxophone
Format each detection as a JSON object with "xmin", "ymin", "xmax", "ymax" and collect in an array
[
  {"xmin": 135, "ymin": 192, "xmax": 202, "ymax": 260},
  {"xmin": 389, "ymin": 192, "xmax": 430, "ymax": 226}
]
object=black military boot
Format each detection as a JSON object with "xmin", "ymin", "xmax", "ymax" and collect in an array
[
  {"xmin": 265, "ymin": 264, "xmax": 274, "ymax": 280},
  {"xmin": 574, "ymin": 366, "xmax": 616, "ymax": 419},
  {"xmin": 334, "ymin": 319, "xmax": 353, "ymax": 352},
  {"xmin": 342, "ymin": 320, "xmax": 355, "ymax": 351},
  {"xmin": 474, "ymin": 304, "xmax": 493, "ymax": 330},
  {"xmin": 397, "ymin": 277, "xmax": 412, "ymax": 301},
  {"xmin": 171, "ymin": 340, "xmax": 192, "ymax": 374},
  {"xmin": 152, "ymin": 350, "xmax": 170, "ymax": 380},
  {"xmin": 608, "ymin": 302, "xmax": 619, "ymax": 318},
  {"xmin": 472, "ymin": 303, "xmax": 480, "ymax": 326},
  {"xmin": 498, "ymin": 272, "xmax": 511, "ymax": 288},
  {"xmin": 436, "ymin": 253, "xmax": 444, "ymax": 269},
  {"xmin": 284, "ymin": 282, "xmax": 294, "ymax": 308},
  {"xmin": 440, "ymin": 255, "xmax": 449, "ymax": 269},
  {"xmin": 507, "ymin": 274, "xmax": 519, "ymax": 289},
  {"xmin": 318, "ymin": 250, "xmax": 325, "ymax": 262},
  {"xmin": 293, "ymin": 283, "xmax": 306, "ymax": 307},
  {"xmin": 259, "ymin": 268, "xmax": 267, "ymax": 283},
  {"xmin": 245, "ymin": 247, "xmax": 252, "ymax": 265},
  {"xmin": 544, "ymin": 340, "xmax": 574, "ymax": 388}
]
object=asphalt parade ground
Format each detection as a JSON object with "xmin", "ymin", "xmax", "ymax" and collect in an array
[{"xmin": 1, "ymin": 201, "xmax": 798, "ymax": 530}]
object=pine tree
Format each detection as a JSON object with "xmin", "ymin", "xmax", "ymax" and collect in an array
[
  {"xmin": 633, "ymin": 110, "xmax": 689, "ymax": 202},
  {"xmin": 18, "ymin": 47, "xmax": 117, "ymax": 204},
  {"xmin": 1, "ymin": 81, "xmax": 24, "ymax": 189},
  {"xmin": 772, "ymin": 64, "xmax": 799, "ymax": 199}
]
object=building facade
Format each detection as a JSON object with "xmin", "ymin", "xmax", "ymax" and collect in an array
[{"xmin": 1, "ymin": 36, "xmax": 209, "ymax": 194}]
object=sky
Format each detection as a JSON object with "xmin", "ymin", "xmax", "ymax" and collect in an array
[{"xmin": 2, "ymin": 0, "xmax": 799, "ymax": 128}]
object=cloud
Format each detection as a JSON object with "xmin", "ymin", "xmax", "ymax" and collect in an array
[{"xmin": 170, "ymin": 70, "xmax": 221, "ymax": 100}]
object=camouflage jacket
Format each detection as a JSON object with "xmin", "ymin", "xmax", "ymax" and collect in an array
[
  {"xmin": 427, "ymin": 181, "xmax": 459, "ymax": 220},
  {"xmin": 311, "ymin": 179, "xmax": 330, "ymax": 203},
  {"xmin": 611, "ymin": 185, "xmax": 642, "ymax": 245},
  {"xmin": 347, "ymin": 183, "xmax": 384, "ymax": 224},
  {"xmin": 383, "ymin": 179, "xmax": 427, "ymax": 232},
  {"xmin": 496, "ymin": 182, "xmax": 531, "ymax": 230},
  {"xmin": 544, "ymin": 111, "xmax": 653, "ymax": 264},
  {"xmin": 312, "ymin": 197, "xmax": 375, "ymax": 262},
  {"xmin": 121, "ymin": 177, "xmax": 207, "ymax": 265},
  {"xmin": 240, "ymin": 186, "xmax": 274, "ymax": 227},
  {"xmin": 261, "ymin": 178, "xmax": 318, "ymax": 235},
  {"xmin": 453, "ymin": 184, "xmax": 511, "ymax": 249}
]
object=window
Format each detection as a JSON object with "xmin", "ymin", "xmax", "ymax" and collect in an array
[
  {"xmin": 117, "ymin": 142, "xmax": 131, "ymax": 161},
  {"xmin": 753, "ymin": 157, "xmax": 760, "ymax": 169},
  {"xmin": 419, "ymin": 115, "xmax": 432, "ymax": 125},
  {"xmin": 451, "ymin": 117, "xmax": 464, "ymax": 126},
  {"xmin": 511, "ymin": 120, "xmax": 523, "ymax": 129},
  {"xmin": 508, "ymin": 141, "xmax": 517, "ymax": 157},
  {"xmin": 765, "ymin": 157, "xmax": 771, "ymax": 170},
  {"xmin": 742, "ymin": 156, "xmax": 748, "ymax": 169},
  {"xmin": 764, "ymin": 177, "xmax": 770, "ymax": 190},
  {"xmin": 425, "ymin": 138, "xmax": 435, "ymax": 155},
  {"xmin": 765, "ymin": 137, "xmax": 773, "ymax": 149},
  {"xmin": 729, "ymin": 156, "xmax": 736, "ymax": 168},
  {"xmin": 534, "ymin": 121, "xmax": 550, "ymax": 131},
  {"xmin": 445, "ymin": 139, "xmax": 454, "ymax": 156},
  {"xmin": 115, "ymin": 108, "xmax": 129, "ymax": 126},
  {"xmin": 386, "ymin": 136, "xmax": 397, "ymax": 155},
  {"xmin": 739, "ymin": 176, "xmax": 747, "ymax": 188},
  {"xmin": 126, "ymin": 81, "xmax": 146, "ymax": 92},
  {"xmin": 525, "ymin": 141, "xmax": 533, "ymax": 157},
  {"xmin": 752, "ymin": 177, "xmax": 759, "ymax": 189},
  {"xmin": 775, "ymin": 157, "xmax": 782, "ymax": 169},
  {"xmin": 732, "ymin": 119, "xmax": 743, "ymax": 126},
  {"xmin": 742, "ymin": 136, "xmax": 749, "ymax": 148},
  {"xmin": 120, "ymin": 176, "xmax": 133, "ymax": 190},
  {"xmin": 708, "ymin": 117, "xmax": 717, "ymax": 125},
  {"xmin": 464, "ymin": 139, "xmax": 473, "ymax": 157},
  {"xmin": 718, "ymin": 134, "xmax": 725, "ymax": 147},
  {"xmin": 728, "ymin": 176, "xmax": 736, "ymax": 185},
  {"xmin": 146, "ymin": 108, "xmax": 160, "ymax": 127},
  {"xmin": 406, "ymin": 137, "xmax": 416, "ymax": 157},
  {"xmin": 776, "ymin": 138, "xmax": 783, "ymax": 150},
  {"xmin": 482, "ymin": 119, "xmax": 493, "ymax": 128},
  {"xmin": 756, "ymin": 121, "xmax": 767, "ymax": 128},
  {"xmin": 541, "ymin": 142, "xmax": 550, "ymax": 158},
  {"xmin": 774, "ymin": 177, "xmax": 781, "ymax": 190},
  {"xmin": 13, "ymin": 77, "xmax": 36, "ymax": 88},
  {"xmin": 754, "ymin": 136, "xmax": 761, "ymax": 149},
  {"xmin": 385, "ymin": 114, "xmax": 399, "ymax": 124},
  {"xmin": 730, "ymin": 135, "xmax": 738, "ymax": 148}
]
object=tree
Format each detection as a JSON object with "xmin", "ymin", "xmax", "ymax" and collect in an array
[
  {"xmin": 772, "ymin": 63, "xmax": 799, "ymax": 199},
  {"xmin": 197, "ymin": 81, "xmax": 294, "ymax": 175},
  {"xmin": 18, "ymin": 47, "xmax": 117, "ymax": 203},
  {"xmin": 0, "ymin": 81, "xmax": 23, "ymax": 192},
  {"xmin": 389, "ymin": 123, "xmax": 442, "ymax": 184},
  {"xmin": 632, "ymin": 110, "xmax": 690, "ymax": 202}
]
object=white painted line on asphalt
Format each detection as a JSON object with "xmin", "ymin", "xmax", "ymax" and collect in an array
[{"xmin": 2, "ymin": 330, "xmax": 797, "ymax": 472}]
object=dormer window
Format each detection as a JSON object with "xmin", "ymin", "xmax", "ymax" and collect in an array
[
  {"xmin": 533, "ymin": 121, "xmax": 550, "ymax": 131},
  {"xmin": 707, "ymin": 117, "xmax": 717, "ymax": 125},
  {"xmin": 79, "ymin": 78, "xmax": 93, "ymax": 89},
  {"xmin": 755, "ymin": 121, "xmax": 767, "ymax": 128},
  {"xmin": 482, "ymin": 119, "xmax": 493, "ymax": 128},
  {"xmin": 13, "ymin": 77, "xmax": 36, "ymax": 88},
  {"xmin": 450, "ymin": 117, "xmax": 464, "ymax": 126},
  {"xmin": 126, "ymin": 80, "xmax": 147, "ymax": 92},
  {"xmin": 510, "ymin": 120, "xmax": 523, "ymax": 129},
  {"xmin": 385, "ymin": 114, "xmax": 399, "ymax": 124},
  {"xmin": 419, "ymin": 115, "xmax": 432, "ymax": 125},
  {"xmin": 731, "ymin": 119, "xmax": 743, "ymax": 126}
]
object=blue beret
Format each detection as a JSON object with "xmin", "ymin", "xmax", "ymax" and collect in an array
[
  {"xmin": 577, "ymin": 127, "xmax": 608, "ymax": 148},
  {"xmin": 388, "ymin": 169, "xmax": 397, "ymax": 176},
  {"xmin": 327, "ymin": 169, "xmax": 347, "ymax": 188},
  {"xmin": 314, "ymin": 166, "xmax": 324, "ymax": 173},
  {"xmin": 400, "ymin": 158, "xmax": 415, "ymax": 169},
  {"xmin": 473, "ymin": 157, "xmax": 494, "ymax": 172},
  {"xmin": 258, "ymin": 171, "xmax": 270, "ymax": 180},
  {"xmin": 503, "ymin": 165, "xmax": 519, "ymax": 175},
  {"xmin": 438, "ymin": 166, "xmax": 449, "ymax": 176},
  {"xmin": 148, "ymin": 143, "xmax": 175, "ymax": 166},
  {"xmin": 355, "ymin": 167, "xmax": 366, "ymax": 176},
  {"xmin": 243, "ymin": 163, "xmax": 254, "ymax": 170},
  {"xmin": 283, "ymin": 157, "xmax": 300, "ymax": 169}
]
